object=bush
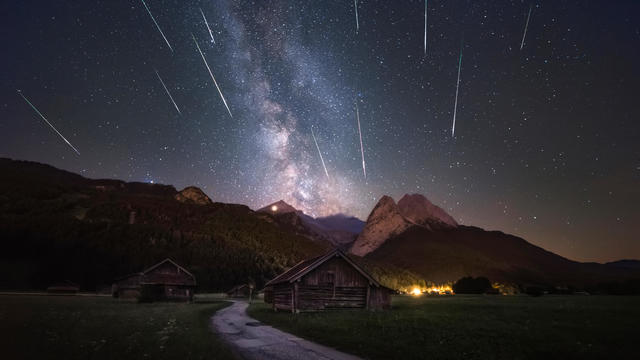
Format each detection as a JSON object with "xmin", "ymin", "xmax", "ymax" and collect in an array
[
  {"xmin": 525, "ymin": 286, "xmax": 545, "ymax": 297},
  {"xmin": 453, "ymin": 276, "xmax": 492, "ymax": 294},
  {"xmin": 588, "ymin": 279, "xmax": 640, "ymax": 295}
]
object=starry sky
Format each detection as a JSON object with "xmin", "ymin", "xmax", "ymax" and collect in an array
[{"xmin": 1, "ymin": 0, "xmax": 639, "ymax": 262}]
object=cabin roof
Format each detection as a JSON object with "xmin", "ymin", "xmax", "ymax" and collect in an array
[
  {"xmin": 114, "ymin": 272, "xmax": 143, "ymax": 282},
  {"xmin": 264, "ymin": 248, "xmax": 382, "ymax": 287},
  {"xmin": 142, "ymin": 258, "xmax": 195, "ymax": 278}
]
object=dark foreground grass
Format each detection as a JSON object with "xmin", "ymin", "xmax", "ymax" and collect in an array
[
  {"xmin": 249, "ymin": 295, "xmax": 640, "ymax": 359},
  {"xmin": 0, "ymin": 295, "xmax": 235, "ymax": 360}
]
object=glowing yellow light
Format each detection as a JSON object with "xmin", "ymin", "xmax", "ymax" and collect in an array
[
  {"xmin": 426, "ymin": 285, "xmax": 454, "ymax": 295},
  {"xmin": 411, "ymin": 287, "xmax": 422, "ymax": 296},
  {"xmin": 271, "ymin": 205, "xmax": 278, "ymax": 212}
]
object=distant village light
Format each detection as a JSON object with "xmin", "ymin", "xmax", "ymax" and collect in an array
[
  {"xmin": 271, "ymin": 205, "xmax": 278, "ymax": 212},
  {"xmin": 411, "ymin": 287, "xmax": 422, "ymax": 296}
]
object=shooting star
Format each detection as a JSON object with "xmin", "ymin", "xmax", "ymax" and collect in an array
[
  {"xmin": 520, "ymin": 4, "xmax": 533, "ymax": 50},
  {"xmin": 354, "ymin": 0, "xmax": 359, "ymax": 33},
  {"xmin": 356, "ymin": 101, "xmax": 366, "ymax": 179},
  {"xmin": 199, "ymin": 8, "xmax": 216, "ymax": 44},
  {"xmin": 424, "ymin": 0, "xmax": 427, "ymax": 55},
  {"xmin": 311, "ymin": 126, "xmax": 330, "ymax": 181},
  {"xmin": 140, "ymin": 0, "xmax": 173, "ymax": 52},
  {"xmin": 192, "ymin": 34, "xmax": 233, "ymax": 119},
  {"xmin": 451, "ymin": 43, "xmax": 463, "ymax": 137},
  {"xmin": 17, "ymin": 90, "xmax": 80, "ymax": 155},
  {"xmin": 154, "ymin": 69, "xmax": 181, "ymax": 115}
]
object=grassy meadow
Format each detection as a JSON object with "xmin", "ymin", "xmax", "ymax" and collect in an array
[
  {"xmin": 0, "ymin": 295, "xmax": 235, "ymax": 360},
  {"xmin": 249, "ymin": 294, "xmax": 640, "ymax": 359}
]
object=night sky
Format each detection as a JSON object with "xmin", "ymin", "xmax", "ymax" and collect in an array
[{"xmin": 1, "ymin": 0, "xmax": 639, "ymax": 262}]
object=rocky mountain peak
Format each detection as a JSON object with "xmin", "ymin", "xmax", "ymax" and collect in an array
[
  {"xmin": 397, "ymin": 193, "xmax": 458, "ymax": 229},
  {"xmin": 350, "ymin": 195, "xmax": 412, "ymax": 256},
  {"xmin": 174, "ymin": 186, "xmax": 212, "ymax": 205}
]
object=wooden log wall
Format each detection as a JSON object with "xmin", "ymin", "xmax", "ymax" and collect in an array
[
  {"xmin": 368, "ymin": 286, "xmax": 392, "ymax": 310},
  {"xmin": 297, "ymin": 285, "xmax": 367, "ymax": 310},
  {"xmin": 273, "ymin": 284, "xmax": 293, "ymax": 310},
  {"xmin": 301, "ymin": 257, "xmax": 369, "ymax": 287}
]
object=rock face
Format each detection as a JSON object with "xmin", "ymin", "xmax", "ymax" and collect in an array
[
  {"xmin": 397, "ymin": 193, "xmax": 458, "ymax": 229},
  {"xmin": 174, "ymin": 186, "xmax": 212, "ymax": 205},
  {"xmin": 350, "ymin": 196, "xmax": 412, "ymax": 256}
]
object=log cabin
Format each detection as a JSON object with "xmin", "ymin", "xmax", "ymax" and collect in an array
[
  {"xmin": 264, "ymin": 248, "xmax": 391, "ymax": 312},
  {"xmin": 227, "ymin": 284, "xmax": 253, "ymax": 298},
  {"xmin": 47, "ymin": 280, "xmax": 80, "ymax": 294},
  {"xmin": 112, "ymin": 258, "xmax": 196, "ymax": 301}
]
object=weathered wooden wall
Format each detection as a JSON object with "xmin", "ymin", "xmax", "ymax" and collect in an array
[
  {"xmin": 296, "ymin": 257, "xmax": 369, "ymax": 311},
  {"xmin": 113, "ymin": 261, "xmax": 195, "ymax": 301},
  {"xmin": 301, "ymin": 257, "xmax": 369, "ymax": 287},
  {"xmin": 273, "ymin": 284, "xmax": 293, "ymax": 310},
  {"xmin": 368, "ymin": 286, "xmax": 391, "ymax": 310},
  {"xmin": 297, "ymin": 285, "xmax": 367, "ymax": 310},
  {"xmin": 270, "ymin": 255, "xmax": 391, "ymax": 312},
  {"xmin": 143, "ymin": 262, "xmax": 196, "ymax": 286}
]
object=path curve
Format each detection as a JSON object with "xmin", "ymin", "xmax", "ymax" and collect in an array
[{"xmin": 212, "ymin": 300, "xmax": 362, "ymax": 360}]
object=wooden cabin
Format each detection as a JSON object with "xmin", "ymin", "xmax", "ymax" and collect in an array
[
  {"xmin": 227, "ymin": 284, "xmax": 253, "ymax": 298},
  {"xmin": 47, "ymin": 280, "xmax": 80, "ymax": 294},
  {"xmin": 264, "ymin": 249, "xmax": 391, "ymax": 312},
  {"xmin": 112, "ymin": 259, "xmax": 196, "ymax": 301}
]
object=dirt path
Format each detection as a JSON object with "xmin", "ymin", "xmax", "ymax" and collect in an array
[{"xmin": 212, "ymin": 300, "xmax": 362, "ymax": 360}]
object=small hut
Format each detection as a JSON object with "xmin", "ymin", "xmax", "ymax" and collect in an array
[
  {"xmin": 264, "ymin": 248, "xmax": 391, "ymax": 312},
  {"xmin": 112, "ymin": 259, "xmax": 196, "ymax": 301},
  {"xmin": 227, "ymin": 284, "xmax": 253, "ymax": 298},
  {"xmin": 47, "ymin": 280, "xmax": 80, "ymax": 294}
]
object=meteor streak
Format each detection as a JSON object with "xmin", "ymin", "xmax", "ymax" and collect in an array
[
  {"xmin": 451, "ymin": 44, "xmax": 463, "ymax": 137},
  {"xmin": 424, "ymin": 0, "xmax": 427, "ymax": 55},
  {"xmin": 356, "ymin": 101, "xmax": 366, "ymax": 179},
  {"xmin": 17, "ymin": 90, "xmax": 80, "ymax": 155},
  {"xmin": 140, "ymin": 0, "xmax": 173, "ymax": 52},
  {"xmin": 520, "ymin": 4, "xmax": 533, "ymax": 50},
  {"xmin": 354, "ymin": 0, "xmax": 359, "ymax": 33},
  {"xmin": 154, "ymin": 69, "xmax": 181, "ymax": 115},
  {"xmin": 192, "ymin": 34, "xmax": 233, "ymax": 119},
  {"xmin": 199, "ymin": 8, "xmax": 216, "ymax": 44},
  {"xmin": 311, "ymin": 126, "xmax": 330, "ymax": 181}
]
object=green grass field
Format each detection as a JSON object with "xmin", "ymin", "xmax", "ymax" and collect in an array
[
  {"xmin": 249, "ymin": 295, "xmax": 640, "ymax": 359},
  {"xmin": 0, "ymin": 295, "xmax": 235, "ymax": 360}
]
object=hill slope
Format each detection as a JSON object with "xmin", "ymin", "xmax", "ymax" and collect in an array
[
  {"xmin": 0, "ymin": 158, "xmax": 329, "ymax": 291},
  {"xmin": 257, "ymin": 200, "xmax": 364, "ymax": 248}
]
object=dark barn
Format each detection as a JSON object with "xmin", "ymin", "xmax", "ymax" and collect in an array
[
  {"xmin": 112, "ymin": 259, "xmax": 196, "ymax": 301},
  {"xmin": 46, "ymin": 280, "xmax": 80, "ymax": 294},
  {"xmin": 264, "ymin": 249, "xmax": 391, "ymax": 312},
  {"xmin": 227, "ymin": 284, "xmax": 253, "ymax": 298}
]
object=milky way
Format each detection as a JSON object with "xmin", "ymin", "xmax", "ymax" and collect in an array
[{"xmin": 2, "ymin": 0, "xmax": 640, "ymax": 262}]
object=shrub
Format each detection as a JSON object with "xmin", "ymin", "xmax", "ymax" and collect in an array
[
  {"xmin": 453, "ymin": 276, "xmax": 492, "ymax": 294},
  {"xmin": 525, "ymin": 286, "xmax": 545, "ymax": 297}
]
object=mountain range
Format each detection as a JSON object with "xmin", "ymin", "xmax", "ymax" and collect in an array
[
  {"xmin": 0, "ymin": 158, "xmax": 637, "ymax": 292},
  {"xmin": 353, "ymin": 194, "xmax": 637, "ymax": 286},
  {"xmin": 257, "ymin": 200, "xmax": 364, "ymax": 248}
]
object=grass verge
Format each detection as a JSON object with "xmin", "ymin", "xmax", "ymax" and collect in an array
[
  {"xmin": 249, "ymin": 295, "xmax": 640, "ymax": 359},
  {"xmin": 0, "ymin": 295, "xmax": 235, "ymax": 360}
]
